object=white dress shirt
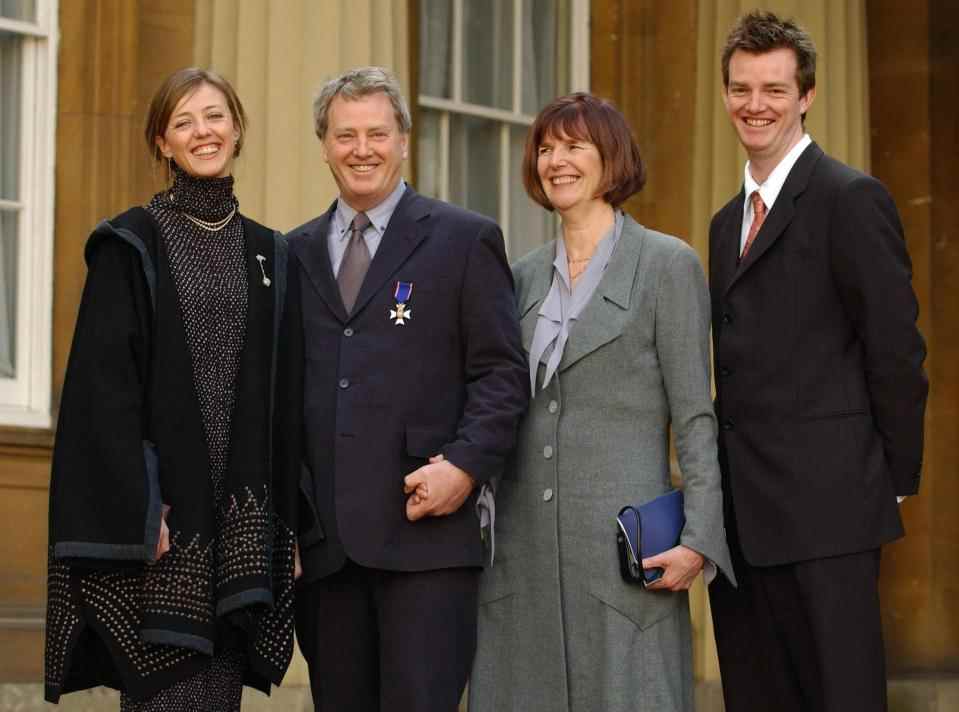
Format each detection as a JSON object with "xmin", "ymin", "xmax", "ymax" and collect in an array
[{"xmin": 739, "ymin": 134, "xmax": 812, "ymax": 255}]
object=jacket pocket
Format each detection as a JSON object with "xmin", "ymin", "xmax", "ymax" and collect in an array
[
  {"xmin": 799, "ymin": 409, "xmax": 867, "ymax": 422},
  {"xmin": 588, "ymin": 580, "xmax": 683, "ymax": 632},
  {"xmin": 478, "ymin": 563, "xmax": 518, "ymax": 606},
  {"xmin": 298, "ymin": 462, "xmax": 326, "ymax": 548},
  {"xmin": 405, "ymin": 426, "xmax": 453, "ymax": 459}
]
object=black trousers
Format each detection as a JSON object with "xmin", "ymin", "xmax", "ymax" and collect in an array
[
  {"xmin": 710, "ymin": 517, "xmax": 887, "ymax": 712},
  {"xmin": 295, "ymin": 561, "xmax": 480, "ymax": 712}
]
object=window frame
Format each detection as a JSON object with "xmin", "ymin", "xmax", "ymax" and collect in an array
[
  {"xmin": 0, "ymin": 1, "xmax": 59, "ymax": 428},
  {"xmin": 417, "ymin": 0, "xmax": 590, "ymax": 254}
]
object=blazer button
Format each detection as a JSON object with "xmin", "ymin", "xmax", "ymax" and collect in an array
[
  {"xmin": 543, "ymin": 488, "xmax": 554, "ymax": 502},
  {"xmin": 338, "ymin": 378, "xmax": 350, "ymax": 389},
  {"xmin": 722, "ymin": 312, "xmax": 733, "ymax": 324},
  {"xmin": 548, "ymin": 400, "xmax": 558, "ymax": 414},
  {"xmin": 543, "ymin": 445, "xmax": 554, "ymax": 459},
  {"xmin": 719, "ymin": 367, "xmax": 731, "ymax": 378},
  {"xmin": 343, "ymin": 327, "xmax": 354, "ymax": 337},
  {"xmin": 723, "ymin": 418, "xmax": 735, "ymax": 430}
]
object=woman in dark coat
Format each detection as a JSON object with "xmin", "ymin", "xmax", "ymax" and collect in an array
[{"xmin": 44, "ymin": 68, "xmax": 300, "ymax": 710}]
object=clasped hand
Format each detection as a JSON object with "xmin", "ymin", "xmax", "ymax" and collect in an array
[
  {"xmin": 404, "ymin": 454, "xmax": 475, "ymax": 521},
  {"xmin": 642, "ymin": 545, "xmax": 705, "ymax": 591}
]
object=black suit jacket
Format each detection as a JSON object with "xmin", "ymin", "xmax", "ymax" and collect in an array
[
  {"xmin": 285, "ymin": 187, "xmax": 529, "ymax": 581},
  {"xmin": 709, "ymin": 142, "xmax": 928, "ymax": 567}
]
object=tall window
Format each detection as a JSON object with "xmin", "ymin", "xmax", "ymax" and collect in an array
[
  {"xmin": 0, "ymin": 0, "xmax": 57, "ymax": 427},
  {"xmin": 417, "ymin": 0, "xmax": 588, "ymax": 259}
]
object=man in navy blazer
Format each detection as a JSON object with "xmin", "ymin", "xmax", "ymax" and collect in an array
[
  {"xmin": 285, "ymin": 67, "xmax": 528, "ymax": 712},
  {"xmin": 707, "ymin": 11, "xmax": 927, "ymax": 712}
]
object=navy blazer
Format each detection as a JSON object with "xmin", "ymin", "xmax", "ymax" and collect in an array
[
  {"xmin": 709, "ymin": 142, "xmax": 928, "ymax": 567},
  {"xmin": 286, "ymin": 187, "xmax": 529, "ymax": 581}
]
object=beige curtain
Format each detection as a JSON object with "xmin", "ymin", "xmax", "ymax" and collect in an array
[
  {"xmin": 194, "ymin": 0, "xmax": 411, "ymax": 232},
  {"xmin": 688, "ymin": 0, "xmax": 870, "ymax": 684}
]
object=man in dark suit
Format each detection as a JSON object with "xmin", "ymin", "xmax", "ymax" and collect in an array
[
  {"xmin": 285, "ymin": 67, "xmax": 528, "ymax": 712},
  {"xmin": 707, "ymin": 11, "xmax": 928, "ymax": 712}
]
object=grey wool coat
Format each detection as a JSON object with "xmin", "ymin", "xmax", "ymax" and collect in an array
[{"xmin": 469, "ymin": 216, "xmax": 735, "ymax": 712}]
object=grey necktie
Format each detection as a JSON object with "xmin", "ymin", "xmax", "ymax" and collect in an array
[{"xmin": 338, "ymin": 212, "xmax": 371, "ymax": 313}]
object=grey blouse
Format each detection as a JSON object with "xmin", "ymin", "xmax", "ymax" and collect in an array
[{"xmin": 528, "ymin": 210, "xmax": 625, "ymax": 393}]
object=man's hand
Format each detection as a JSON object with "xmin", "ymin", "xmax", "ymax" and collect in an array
[
  {"xmin": 642, "ymin": 545, "xmax": 705, "ymax": 591},
  {"xmin": 404, "ymin": 454, "xmax": 476, "ymax": 521},
  {"xmin": 155, "ymin": 504, "xmax": 171, "ymax": 561}
]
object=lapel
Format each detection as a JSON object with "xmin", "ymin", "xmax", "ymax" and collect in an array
[
  {"xmin": 520, "ymin": 219, "xmax": 644, "ymax": 366},
  {"xmin": 713, "ymin": 188, "xmax": 744, "ymax": 298},
  {"xmin": 289, "ymin": 199, "xmax": 347, "ymax": 322},
  {"xmin": 519, "ymin": 249, "xmax": 555, "ymax": 353},
  {"xmin": 559, "ymin": 216, "xmax": 643, "ymax": 372},
  {"xmin": 724, "ymin": 142, "xmax": 823, "ymax": 296},
  {"xmin": 349, "ymin": 186, "xmax": 429, "ymax": 317}
]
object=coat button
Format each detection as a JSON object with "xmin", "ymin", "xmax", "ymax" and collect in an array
[
  {"xmin": 719, "ymin": 367, "xmax": 731, "ymax": 378},
  {"xmin": 338, "ymin": 378, "xmax": 350, "ymax": 389},
  {"xmin": 543, "ymin": 488, "xmax": 554, "ymax": 502},
  {"xmin": 543, "ymin": 445, "xmax": 554, "ymax": 459},
  {"xmin": 343, "ymin": 327, "xmax": 354, "ymax": 337},
  {"xmin": 723, "ymin": 418, "xmax": 735, "ymax": 430},
  {"xmin": 548, "ymin": 400, "xmax": 558, "ymax": 414},
  {"xmin": 721, "ymin": 312, "xmax": 733, "ymax": 324}
]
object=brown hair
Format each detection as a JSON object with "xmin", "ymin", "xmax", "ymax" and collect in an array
[
  {"xmin": 522, "ymin": 93, "xmax": 646, "ymax": 211},
  {"xmin": 144, "ymin": 67, "xmax": 248, "ymax": 180},
  {"xmin": 721, "ymin": 10, "xmax": 817, "ymax": 96}
]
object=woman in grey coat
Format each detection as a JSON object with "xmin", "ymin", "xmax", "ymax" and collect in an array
[{"xmin": 469, "ymin": 93, "xmax": 735, "ymax": 712}]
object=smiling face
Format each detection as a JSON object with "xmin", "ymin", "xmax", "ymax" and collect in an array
[
  {"xmin": 155, "ymin": 83, "xmax": 237, "ymax": 179},
  {"xmin": 536, "ymin": 131, "xmax": 606, "ymax": 215},
  {"xmin": 724, "ymin": 47, "xmax": 815, "ymax": 179},
  {"xmin": 322, "ymin": 92, "xmax": 409, "ymax": 212}
]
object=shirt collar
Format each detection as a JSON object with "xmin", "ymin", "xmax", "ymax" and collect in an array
[
  {"xmin": 743, "ymin": 133, "xmax": 812, "ymax": 211},
  {"xmin": 334, "ymin": 179, "xmax": 407, "ymax": 240}
]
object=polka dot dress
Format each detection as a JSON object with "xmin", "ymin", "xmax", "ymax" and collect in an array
[
  {"xmin": 119, "ymin": 647, "xmax": 245, "ymax": 712},
  {"xmin": 147, "ymin": 166, "xmax": 247, "ymax": 505},
  {"xmin": 123, "ymin": 167, "xmax": 248, "ymax": 711}
]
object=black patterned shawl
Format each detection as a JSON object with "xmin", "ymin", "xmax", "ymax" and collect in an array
[{"xmin": 44, "ymin": 206, "xmax": 298, "ymax": 702}]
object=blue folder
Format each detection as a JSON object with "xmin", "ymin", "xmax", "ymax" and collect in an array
[{"xmin": 616, "ymin": 489, "xmax": 685, "ymax": 587}]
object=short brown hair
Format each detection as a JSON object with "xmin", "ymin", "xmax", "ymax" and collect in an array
[
  {"xmin": 522, "ymin": 93, "xmax": 646, "ymax": 211},
  {"xmin": 721, "ymin": 10, "xmax": 817, "ymax": 96},
  {"xmin": 144, "ymin": 68, "xmax": 248, "ymax": 180}
]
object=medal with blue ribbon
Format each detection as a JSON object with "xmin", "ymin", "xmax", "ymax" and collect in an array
[{"xmin": 390, "ymin": 281, "xmax": 413, "ymax": 325}]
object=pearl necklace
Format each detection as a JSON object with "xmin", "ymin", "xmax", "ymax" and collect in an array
[
  {"xmin": 168, "ymin": 193, "xmax": 237, "ymax": 232},
  {"xmin": 180, "ymin": 206, "xmax": 237, "ymax": 232}
]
